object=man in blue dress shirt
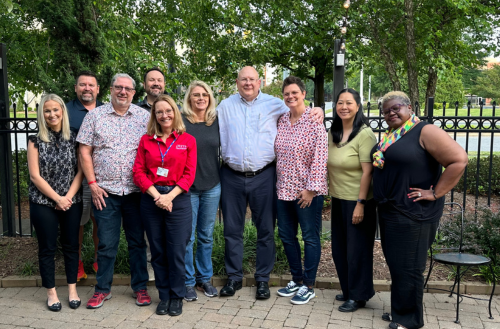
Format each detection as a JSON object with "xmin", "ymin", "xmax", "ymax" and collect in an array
[
  {"xmin": 217, "ymin": 66, "xmax": 324, "ymax": 299},
  {"xmin": 66, "ymin": 71, "xmax": 103, "ymax": 282}
]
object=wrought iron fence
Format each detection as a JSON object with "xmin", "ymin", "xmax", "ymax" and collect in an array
[
  {"xmin": 0, "ymin": 98, "xmax": 498, "ymax": 236},
  {"xmin": 325, "ymin": 98, "xmax": 499, "ymax": 211}
]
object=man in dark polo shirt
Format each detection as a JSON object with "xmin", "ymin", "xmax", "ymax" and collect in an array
[
  {"xmin": 136, "ymin": 67, "xmax": 165, "ymax": 111},
  {"xmin": 66, "ymin": 70, "xmax": 103, "ymax": 282}
]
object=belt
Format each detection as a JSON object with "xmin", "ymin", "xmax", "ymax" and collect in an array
[
  {"xmin": 224, "ymin": 162, "xmax": 275, "ymax": 178},
  {"xmin": 154, "ymin": 185, "xmax": 175, "ymax": 194}
]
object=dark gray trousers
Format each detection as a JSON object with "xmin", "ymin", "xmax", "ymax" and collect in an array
[
  {"xmin": 379, "ymin": 205, "xmax": 439, "ymax": 329},
  {"xmin": 220, "ymin": 164, "xmax": 276, "ymax": 282},
  {"xmin": 330, "ymin": 197, "xmax": 376, "ymax": 301}
]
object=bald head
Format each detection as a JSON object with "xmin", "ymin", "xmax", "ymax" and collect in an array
[{"xmin": 236, "ymin": 66, "xmax": 261, "ymax": 102}]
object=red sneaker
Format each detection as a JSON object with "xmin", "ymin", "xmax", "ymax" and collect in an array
[
  {"xmin": 92, "ymin": 261, "xmax": 98, "ymax": 273},
  {"xmin": 77, "ymin": 260, "xmax": 87, "ymax": 282},
  {"xmin": 133, "ymin": 289, "xmax": 152, "ymax": 306},
  {"xmin": 86, "ymin": 292, "xmax": 112, "ymax": 309}
]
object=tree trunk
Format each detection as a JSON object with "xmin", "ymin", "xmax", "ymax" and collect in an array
[
  {"xmin": 380, "ymin": 47, "xmax": 402, "ymax": 91},
  {"xmin": 404, "ymin": 0, "xmax": 420, "ymax": 115},
  {"xmin": 312, "ymin": 58, "xmax": 327, "ymax": 109},
  {"xmin": 425, "ymin": 66, "xmax": 438, "ymax": 116}
]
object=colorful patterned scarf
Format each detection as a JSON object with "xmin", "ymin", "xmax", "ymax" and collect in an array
[{"xmin": 372, "ymin": 114, "xmax": 420, "ymax": 169}]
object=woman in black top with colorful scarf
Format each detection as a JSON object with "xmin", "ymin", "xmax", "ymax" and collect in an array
[
  {"xmin": 28, "ymin": 94, "xmax": 84, "ymax": 311},
  {"xmin": 372, "ymin": 91, "xmax": 467, "ymax": 329}
]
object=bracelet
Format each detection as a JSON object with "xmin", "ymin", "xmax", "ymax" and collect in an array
[
  {"xmin": 433, "ymin": 191, "xmax": 438, "ymax": 200},
  {"xmin": 88, "ymin": 180, "xmax": 97, "ymax": 185},
  {"xmin": 56, "ymin": 197, "xmax": 62, "ymax": 204}
]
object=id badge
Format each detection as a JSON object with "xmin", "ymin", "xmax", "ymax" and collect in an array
[{"xmin": 157, "ymin": 167, "xmax": 169, "ymax": 177}]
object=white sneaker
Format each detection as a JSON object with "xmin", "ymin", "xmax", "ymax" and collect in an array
[
  {"xmin": 277, "ymin": 280, "xmax": 303, "ymax": 297},
  {"xmin": 291, "ymin": 286, "xmax": 315, "ymax": 305}
]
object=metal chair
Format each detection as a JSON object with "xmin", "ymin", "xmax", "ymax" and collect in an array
[{"xmin": 424, "ymin": 202, "xmax": 496, "ymax": 324}]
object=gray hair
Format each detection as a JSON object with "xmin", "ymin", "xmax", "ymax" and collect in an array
[
  {"xmin": 381, "ymin": 91, "xmax": 411, "ymax": 107},
  {"xmin": 110, "ymin": 73, "xmax": 136, "ymax": 88}
]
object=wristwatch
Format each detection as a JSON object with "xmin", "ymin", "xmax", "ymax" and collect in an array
[{"xmin": 357, "ymin": 199, "xmax": 366, "ymax": 205}]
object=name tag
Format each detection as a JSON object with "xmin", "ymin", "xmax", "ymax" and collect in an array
[{"xmin": 157, "ymin": 167, "xmax": 169, "ymax": 177}]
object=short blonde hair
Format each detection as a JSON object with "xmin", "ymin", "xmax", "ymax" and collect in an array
[
  {"xmin": 182, "ymin": 80, "xmax": 217, "ymax": 126},
  {"xmin": 37, "ymin": 94, "xmax": 71, "ymax": 142},
  {"xmin": 381, "ymin": 91, "xmax": 411, "ymax": 108},
  {"xmin": 147, "ymin": 94, "xmax": 186, "ymax": 136}
]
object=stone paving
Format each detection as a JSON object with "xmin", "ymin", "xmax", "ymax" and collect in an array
[{"xmin": 0, "ymin": 285, "xmax": 499, "ymax": 329}]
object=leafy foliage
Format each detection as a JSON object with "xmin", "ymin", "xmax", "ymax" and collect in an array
[
  {"xmin": 0, "ymin": 149, "xmax": 30, "ymax": 204},
  {"xmin": 455, "ymin": 155, "xmax": 500, "ymax": 196},
  {"xmin": 471, "ymin": 64, "xmax": 500, "ymax": 102},
  {"xmin": 439, "ymin": 207, "xmax": 500, "ymax": 283}
]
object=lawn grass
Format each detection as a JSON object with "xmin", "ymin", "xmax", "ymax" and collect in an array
[
  {"xmin": 9, "ymin": 111, "xmax": 37, "ymax": 118},
  {"xmin": 466, "ymin": 151, "xmax": 500, "ymax": 158},
  {"xmin": 433, "ymin": 108, "xmax": 498, "ymax": 117}
]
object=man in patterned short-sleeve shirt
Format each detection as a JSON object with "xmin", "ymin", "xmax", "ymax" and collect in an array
[{"xmin": 77, "ymin": 73, "xmax": 152, "ymax": 309}]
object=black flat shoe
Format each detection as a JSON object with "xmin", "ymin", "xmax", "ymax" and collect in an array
[
  {"xmin": 156, "ymin": 300, "xmax": 170, "ymax": 315},
  {"xmin": 69, "ymin": 299, "xmax": 81, "ymax": 309},
  {"xmin": 338, "ymin": 299, "xmax": 366, "ymax": 312},
  {"xmin": 336, "ymin": 294, "xmax": 347, "ymax": 301},
  {"xmin": 389, "ymin": 322, "xmax": 408, "ymax": 329},
  {"xmin": 220, "ymin": 279, "xmax": 243, "ymax": 296},
  {"xmin": 47, "ymin": 299, "xmax": 62, "ymax": 312},
  {"xmin": 168, "ymin": 298, "xmax": 183, "ymax": 316},
  {"xmin": 255, "ymin": 281, "xmax": 270, "ymax": 300}
]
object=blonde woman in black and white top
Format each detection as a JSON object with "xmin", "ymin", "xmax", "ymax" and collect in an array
[{"xmin": 27, "ymin": 94, "xmax": 84, "ymax": 311}]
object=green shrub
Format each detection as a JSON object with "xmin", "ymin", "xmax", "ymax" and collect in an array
[
  {"xmin": 455, "ymin": 155, "xmax": 500, "ymax": 196},
  {"xmin": 211, "ymin": 221, "xmax": 330, "ymax": 276},
  {"xmin": 87, "ymin": 220, "xmax": 331, "ymax": 276},
  {"xmin": 0, "ymin": 149, "xmax": 30, "ymax": 204},
  {"xmin": 19, "ymin": 260, "xmax": 38, "ymax": 276},
  {"xmin": 439, "ymin": 207, "xmax": 500, "ymax": 283}
]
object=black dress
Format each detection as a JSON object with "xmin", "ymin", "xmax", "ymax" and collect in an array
[{"xmin": 371, "ymin": 122, "xmax": 444, "ymax": 329}]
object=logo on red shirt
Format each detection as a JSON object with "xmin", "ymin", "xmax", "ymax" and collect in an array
[{"xmin": 176, "ymin": 145, "xmax": 187, "ymax": 150}]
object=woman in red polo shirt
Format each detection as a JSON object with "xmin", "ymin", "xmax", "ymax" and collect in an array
[{"xmin": 133, "ymin": 94, "xmax": 197, "ymax": 317}]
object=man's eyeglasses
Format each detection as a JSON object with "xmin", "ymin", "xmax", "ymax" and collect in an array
[
  {"xmin": 382, "ymin": 104, "xmax": 406, "ymax": 116},
  {"xmin": 238, "ymin": 78, "xmax": 258, "ymax": 83},
  {"xmin": 192, "ymin": 93, "xmax": 209, "ymax": 99},
  {"xmin": 113, "ymin": 85, "xmax": 135, "ymax": 93}
]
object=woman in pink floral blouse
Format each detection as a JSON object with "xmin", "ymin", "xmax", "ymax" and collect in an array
[{"xmin": 274, "ymin": 76, "xmax": 328, "ymax": 305}]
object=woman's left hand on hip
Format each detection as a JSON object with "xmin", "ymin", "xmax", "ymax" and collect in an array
[{"xmin": 408, "ymin": 187, "xmax": 435, "ymax": 202}]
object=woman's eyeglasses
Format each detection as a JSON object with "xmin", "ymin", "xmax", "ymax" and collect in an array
[{"xmin": 382, "ymin": 104, "xmax": 405, "ymax": 116}]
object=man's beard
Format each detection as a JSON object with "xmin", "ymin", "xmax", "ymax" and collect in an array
[{"xmin": 80, "ymin": 94, "xmax": 95, "ymax": 103}]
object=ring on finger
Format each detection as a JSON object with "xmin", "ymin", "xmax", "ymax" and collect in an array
[{"xmin": 418, "ymin": 192, "xmax": 422, "ymax": 197}]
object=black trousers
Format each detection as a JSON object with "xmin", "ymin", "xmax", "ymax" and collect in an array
[
  {"xmin": 141, "ymin": 190, "xmax": 192, "ymax": 301},
  {"xmin": 220, "ymin": 164, "xmax": 276, "ymax": 282},
  {"xmin": 379, "ymin": 205, "xmax": 439, "ymax": 329},
  {"xmin": 30, "ymin": 201, "xmax": 83, "ymax": 288},
  {"xmin": 330, "ymin": 197, "xmax": 376, "ymax": 301}
]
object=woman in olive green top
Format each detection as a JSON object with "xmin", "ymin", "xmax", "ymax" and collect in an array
[{"xmin": 328, "ymin": 88, "xmax": 377, "ymax": 313}]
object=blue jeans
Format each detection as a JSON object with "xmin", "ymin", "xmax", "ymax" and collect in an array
[
  {"xmin": 92, "ymin": 192, "xmax": 148, "ymax": 293},
  {"xmin": 185, "ymin": 183, "xmax": 221, "ymax": 286},
  {"xmin": 277, "ymin": 196, "xmax": 323, "ymax": 287}
]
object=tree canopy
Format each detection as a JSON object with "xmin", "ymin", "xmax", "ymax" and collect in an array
[{"xmin": 1, "ymin": 0, "xmax": 499, "ymax": 110}]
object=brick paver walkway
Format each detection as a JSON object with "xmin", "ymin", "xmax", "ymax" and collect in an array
[{"xmin": 0, "ymin": 286, "xmax": 499, "ymax": 328}]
